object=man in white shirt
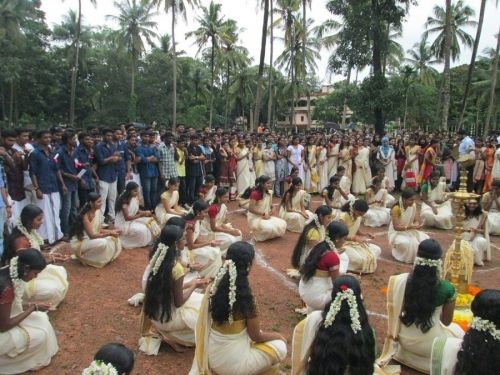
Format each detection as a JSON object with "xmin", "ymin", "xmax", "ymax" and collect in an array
[{"xmin": 457, "ymin": 129, "xmax": 475, "ymax": 191}]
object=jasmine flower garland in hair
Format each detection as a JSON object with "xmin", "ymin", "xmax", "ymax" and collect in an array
[
  {"xmin": 210, "ymin": 260, "xmax": 238, "ymax": 324},
  {"xmin": 313, "ymin": 214, "xmax": 321, "ymax": 228},
  {"xmin": 16, "ymin": 218, "xmax": 44, "ymax": 248},
  {"xmin": 9, "ymin": 256, "xmax": 24, "ymax": 309},
  {"xmin": 150, "ymin": 243, "xmax": 169, "ymax": 275},
  {"xmin": 470, "ymin": 317, "xmax": 500, "ymax": 341},
  {"xmin": 82, "ymin": 360, "xmax": 118, "ymax": 375},
  {"xmin": 323, "ymin": 286, "xmax": 362, "ymax": 334}
]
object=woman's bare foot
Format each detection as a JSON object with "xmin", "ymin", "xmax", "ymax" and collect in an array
[{"xmin": 168, "ymin": 342, "xmax": 190, "ymax": 353}]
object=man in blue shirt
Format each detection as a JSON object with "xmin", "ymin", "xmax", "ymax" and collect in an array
[
  {"xmin": 114, "ymin": 127, "xmax": 132, "ymax": 195},
  {"xmin": 136, "ymin": 131, "xmax": 159, "ymax": 210},
  {"xmin": 95, "ymin": 129, "xmax": 121, "ymax": 220},
  {"xmin": 58, "ymin": 130, "xmax": 80, "ymax": 237},
  {"xmin": 29, "ymin": 130, "xmax": 66, "ymax": 244},
  {"xmin": 75, "ymin": 132, "xmax": 97, "ymax": 206}
]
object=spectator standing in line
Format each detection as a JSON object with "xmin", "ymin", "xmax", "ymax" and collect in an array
[
  {"xmin": 157, "ymin": 132, "xmax": 178, "ymax": 183},
  {"xmin": 0, "ymin": 129, "xmax": 27, "ymax": 226},
  {"xmin": 95, "ymin": 129, "xmax": 120, "ymax": 221},
  {"xmin": 114, "ymin": 128, "xmax": 132, "ymax": 195},
  {"xmin": 175, "ymin": 136, "xmax": 188, "ymax": 208},
  {"xmin": 29, "ymin": 130, "xmax": 65, "ymax": 244},
  {"xmin": 58, "ymin": 131, "xmax": 81, "ymax": 238},
  {"xmin": 186, "ymin": 135, "xmax": 205, "ymax": 204},
  {"xmin": 0, "ymin": 159, "xmax": 12, "ymax": 258},
  {"xmin": 12, "ymin": 128, "xmax": 35, "ymax": 204},
  {"xmin": 74, "ymin": 132, "xmax": 97, "ymax": 206},
  {"xmin": 136, "ymin": 131, "xmax": 159, "ymax": 210}
]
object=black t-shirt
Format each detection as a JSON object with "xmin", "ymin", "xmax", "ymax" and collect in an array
[{"xmin": 186, "ymin": 144, "xmax": 203, "ymax": 176}]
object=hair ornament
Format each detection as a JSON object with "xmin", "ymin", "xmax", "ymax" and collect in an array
[
  {"xmin": 414, "ymin": 256, "xmax": 442, "ymax": 277},
  {"xmin": 470, "ymin": 317, "xmax": 500, "ymax": 341},
  {"xmin": 16, "ymin": 218, "xmax": 44, "ymax": 248},
  {"xmin": 323, "ymin": 287, "xmax": 362, "ymax": 334},
  {"xmin": 9, "ymin": 256, "xmax": 24, "ymax": 308},
  {"xmin": 150, "ymin": 243, "xmax": 169, "ymax": 275},
  {"xmin": 210, "ymin": 259, "xmax": 238, "ymax": 324},
  {"xmin": 313, "ymin": 214, "xmax": 321, "ymax": 228},
  {"xmin": 82, "ymin": 360, "xmax": 119, "ymax": 375}
]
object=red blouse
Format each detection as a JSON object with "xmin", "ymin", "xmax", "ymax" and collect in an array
[
  {"xmin": 249, "ymin": 190, "xmax": 263, "ymax": 201},
  {"xmin": 0, "ymin": 286, "xmax": 14, "ymax": 305},
  {"xmin": 317, "ymin": 251, "xmax": 340, "ymax": 272},
  {"xmin": 207, "ymin": 204, "xmax": 219, "ymax": 219}
]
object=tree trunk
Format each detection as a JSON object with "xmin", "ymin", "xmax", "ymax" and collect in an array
[
  {"xmin": 458, "ymin": 0, "xmax": 486, "ymax": 128},
  {"xmin": 253, "ymin": 0, "xmax": 269, "ymax": 131},
  {"xmin": 303, "ymin": 0, "xmax": 311, "ymax": 130},
  {"xmin": 382, "ymin": 21, "xmax": 390, "ymax": 77},
  {"xmin": 131, "ymin": 56, "xmax": 135, "ymax": 98},
  {"xmin": 403, "ymin": 87, "xmax": 409, "ymax": 129},
  {"xmin": 9, "ymin": 80, "xmax": 14, "ymax": 127},
  {"xmin": 290, "ymin": 28, "xmax": 296, "ymax": 132},
  {"xmin": 341, "ymin": 67, "xmax": 352, "ymax": 127},
  {"xmin": 441, "ymin": 0, "xmax": 452, "ymax": 131},
  {"xmin": 267, "ymin": 0, "xmax": 274, "ymax": 129},
  {"xmin": 209, "ymin": 39, "xmax": 215, "ymax": 129},
  {"xmin": 70, "ymin": 0, "xmax": 82, "ymax": 127},
  {"xmin": 224, "ymin": 62, "xmax": 230, "ymax": 129},
  {"xmin": 171, "ymin": 4, "xmax": 177, "ymax": 132},
  {"xmin": 484, "ymin": 25, "xmax": 500, "ymax": 136},
  {"xmin": 371, "ymin": 0, "xmax": 385, "ymax": 135}
]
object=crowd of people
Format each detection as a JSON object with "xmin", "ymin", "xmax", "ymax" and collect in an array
[{"xmin": 0, "ymin": 123, "xmax": 499, "ymax": 375}]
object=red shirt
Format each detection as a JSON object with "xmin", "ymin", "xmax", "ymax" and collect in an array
[
  {"xmin": 317, "ymin": 251, "xmax": 340, "ymax": 272},
  {"xmin": 207, "ymin": 204, "xmax": 219, "ymax": 219},
  {"xmin": 249, "ymin": 190, "xmax": 263, "ymax": 201}
]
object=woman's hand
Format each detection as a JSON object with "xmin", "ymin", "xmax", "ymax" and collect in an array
[
  {"xmin": 30, "ymin": 302, "xmax": 52, "ymax": 312},
  {"xmin": 210, "ymin": 240, "xmax": 221, "ymax": 247}
]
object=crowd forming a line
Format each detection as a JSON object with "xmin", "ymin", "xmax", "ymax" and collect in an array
[{"xmin": 0, "ymin": 123, "xmax": 499, "ymax": 375}]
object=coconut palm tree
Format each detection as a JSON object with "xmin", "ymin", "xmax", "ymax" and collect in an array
[
  {"xmin": 383, "ymin": 25, "xmax": 405, "ymax": 75},
  {"xmin": 405, "ymin": 35, "xmax": 440, "ymax": 86},
  {"xmin": 108, "ymin": 0, "xmax": 158, "ymax": 121},
  {"xmin": 267, "ymin": 0, "xmax": 274, "ymax": 128},
  {"xmin": 152, "ymin": 0, "xmax": 199, "ymax": 130},
  {"xmin": 424, "ymin": 0, "xmax": 477, "ymax": 61},
  {"xmin": 274, "ymin": 0, "xmax": 300, "ymax": 130},
  {"xmin": 253, "ymin": 0, "xmax": 269, "ymax": 131},
  {"xmin": 217, "ymin": 20, "xmax": 251, "ymax": 128},
  {"xmin": 425, "ymin": 0, "xmax": 476, "ymax": 130},
  {"xmin": 186, "ymin": 1, "xmax": 232, "ymax": 128},
  {"xmin": 61, "ymin": 0, "xmax": 97, "ymax": 126},
  {"xmin": 485, "ymin": 29, "xmax": 499, "ymax": 135},
  {"xmin": 459, "ymin": 0, "xmax": 498, "ymax": 128}
]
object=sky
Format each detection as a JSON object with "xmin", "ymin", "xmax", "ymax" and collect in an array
[{"xmin": 40, "ymin": 0, "xmax": 500, "ymax": 83}]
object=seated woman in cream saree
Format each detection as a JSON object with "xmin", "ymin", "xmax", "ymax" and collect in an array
[
  {"xmin": 247, "ymin": 176, "xmax": 287, "ymax": 242},
  {"xmin": 420, "ymin": 173, "xmax": 453, "ymax": 230},
  {"xmin": 339, "ymin": 200, "xmax": 381, "ymax": 274},
  {"xmin": 115, "ymin": 182, "xmax": 161, "ymax": 249},
  {"xmin": 481, "ymin": 179, "xmax": 500, "ymax": 235},
  {"xmin": 377, "ymin": 239, "xmax": 464, "ymax": 374},
  {"xmin": 293, "ymin": 275, "xmax": 397, "ymax": 375},
  {"xmin": 298, "ymin": 222, "xmax": 349, "ymax": 312},
  {"xmin": 287, "ymin": 205, "xmax": 333, "ymax": 279},
  {"xmin": 185, "ymin": 200, "xmax": 223, "ymax": 279},
  {"xmin": 388, "ymin": 189, "xmax": 429, "ymax": 263},
  {"xmin": 0, "ymin": 249, "xmax": 58, "ymax": 375},
  {"xmin": 364, "ymin": 177, "xmax": 391, "ymax": 228},
  {"xmin": 430, "ymin": 289, "xmax": 500, "ymax": 375},
  {"xmin": 279, "ymin": 177, "xmax": 313, "ymax": 233},
  {"xmin": 190, "ymin": 242, "xmax": 287, "ymax": 375},
  {"xmin": 201, "ymin": 188, "xmax": 242, "ymax": 256},
  {"xmin": 2, "ymin": 204, "xmax": 68, "ymax": 308},
  {"xmin": 70, "ymin": 193, "xmax": 122, "ymax": 268},
  {"xmin": 462, "ymin": 199, "xmax": 491, "ymax": 266},
  {"xmin": 139, "ymin": 225, "xmax": 209, "ymax": 355},
  {"xmin": 155, "ymin": 178, "xmax": 187, "ymax": 226}
]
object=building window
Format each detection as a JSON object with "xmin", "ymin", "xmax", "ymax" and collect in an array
[{"xmin": 301, "ymin": 116, "xmax": 305, "ymax": 122}]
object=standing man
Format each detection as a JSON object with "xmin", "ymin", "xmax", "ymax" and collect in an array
[
  {"xmin": 457, "ymin": 128, "xmax": 475, "ymax": 191},
  {"xmin": 157, "ymin": 132, "xmax": 178, "ymax": 183},
  {"xmin": 74, "ymin": 132, "xmax": 97, "ymax": 206},
  {"xmin": 0, "ymin": 129, "xmax": 27, "ymax": 226},
  {"xmin": 95, "ymin": 129, "xmax": 121, "ymax": 221},
  {"xmin": 136, "ymin": 131, "xmax": 159, "ymax": 210},
  {"xmin": 58, "ymin": 131, "xmax": 80, "ymax": 238},
  {"xmin": 113, "ymin": 128, "xmax": 132, "ymax": 195},
  {"xmin": 29, "ymin": 130, "xmax": 66, "ymax": 244},
  {"xmin": 13, "ymin": 128, "xmax": 35, "ymax": 204},
  {"xmin": 186, "ymin": 135, "xmax": 205, "ymax": 204}
]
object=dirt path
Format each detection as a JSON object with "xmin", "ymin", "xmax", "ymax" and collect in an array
[{"xmin": 34, "ymin": 198, "xmax": 500, "ymax": 375}]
